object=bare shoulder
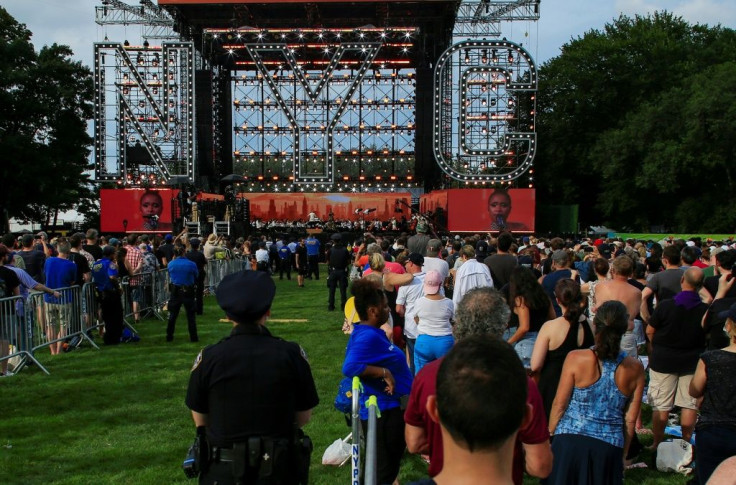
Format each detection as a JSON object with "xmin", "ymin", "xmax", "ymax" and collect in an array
[
  {"xmin": 620, "ymin": 356, "xmax": 644, "ymax": 373},
  {"xmin": 567, "ymin": 348, "xmax": 595, "ymax": 364}
]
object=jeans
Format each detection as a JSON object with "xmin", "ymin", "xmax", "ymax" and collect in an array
[
  {"xmin": 513, "ymin": 331, "xmax": 538, "ymax": 369},
  {"xmin": 405, "ymin": 337, "xmax": 416, "ymax": 375},
  {"xmin": 620, "ymin": 331, "xmax": 638, "ymax": 358}
]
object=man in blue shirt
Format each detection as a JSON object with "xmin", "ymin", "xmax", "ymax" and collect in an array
[
  {"xmin": 305, "ymin": 235, "xmax": 321, "ymax": 280},
  {"xmin": 167, "ymin": 246, "xmax": 199, "ymax": 342},
  {"xmin": 43, "ymin": 240, "xmax": 77, "ymax": 355},
  {"xmin": 277, "ymin": 243, "xmax": 291, "ymax": 280},
  {"xmin": 91, "ymin": 245, "xmax": 124, "ymax": 345}
]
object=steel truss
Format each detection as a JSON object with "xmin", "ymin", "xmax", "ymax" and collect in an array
[
  {"xmin": 95, "ymin": 0, "xmax": 177, "ymax": 41},
  {"xmin": 206, "ymin": 27, "xmax": 418, "ymax": 190},
  {"xmin": 93, "ymin": 42, "xmax": 195, "ymax": 186},
  {"xmin": 433, "ymin": 39, "xmax": 537, "ymax": 184},
  {"xmin": 453, "ymin": 0, "xmax": 541, "ymax": 37}
]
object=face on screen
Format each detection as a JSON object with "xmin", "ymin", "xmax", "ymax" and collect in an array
[
  {"xmin": 140, "ymin": 193, "xmax": 163, "ymax": 218},
  {"xmin": 488, "ymin": 192, "xmax": 511, "ymax": 221}
]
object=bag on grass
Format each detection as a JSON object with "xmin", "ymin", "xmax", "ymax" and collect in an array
[
  {"xmin": 656, "ymin": 439, "xmax": 693, "ymax": 475},
  {"xmin": 321, "ymin": 434, "xmax": 352, "ymax": 466}
]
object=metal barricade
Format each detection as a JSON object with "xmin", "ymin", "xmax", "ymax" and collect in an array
[
  {"xmin": 151, "ymin": 269, "xmax": 170, "ymax": 317},
  {"xmin": 0, "ymin": 295, "xmax": 48, "ymax": 375},
  {"xmin": 364, "ymin": 396, "xmax": 379, "ymax": 485},
  {"xmin": 351, "ymin": 376, "xmax": 362, "ymax": 485},
  {"xmin": 121, "ymin": 271, "xmax": 162, "ymax": 328},
  {"xmin": 29, "ymin": 286, "xmax": 85, "ymax": 356},
  {"xmin": 77, "ymin": 282, "xmax": 101, "ymax": 350}
]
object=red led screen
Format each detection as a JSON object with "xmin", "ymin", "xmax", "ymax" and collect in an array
[
  {"xmin": 243, "ymin": 193, "xmax": 412, "ymax": 221},
  {"xmin": 100, "ymin": 188, "xmax": 176, "ymax": 233},
  {"xmin": 421, "ymin": 189, "xmax": 535, "ymax": 233}
]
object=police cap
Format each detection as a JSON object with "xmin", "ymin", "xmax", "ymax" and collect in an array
[{"xmin": 216, "ymin": 271, "xmax": 276, "ymax": 323}]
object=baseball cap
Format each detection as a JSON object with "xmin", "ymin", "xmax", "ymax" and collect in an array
[
  {"xmin": 190, "ymin": 238, "xmax": 201, "ymax": 248},
  {"xmin": 426, "ymin": 239, "xmax": 442, "ymax": 256},
  {"xmin": 423, "ymin": 270, "xmax": 443, "ymax": 295},
  {"xmin": 407, "ymin": 252, "xmax": 424, "ymax": 267},
  {"xmin": 108, "ymin": 237, "xmax": 120, "ymax": 247},
  {"xmin": 216, "ymin": 271, "xmax": 276, "ymax": 323},
  {"xmin": 718, "ymin": 302, "xmax": 736, "ymax": 322},
  {"xmin": 164, "ymin": 234, "xmax": 173, "ymax": 242}
]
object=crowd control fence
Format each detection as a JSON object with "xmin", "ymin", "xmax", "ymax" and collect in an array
[
  {"xmin": 28, "ymin": 285, "xmax": 98, "ymax": 356},
  {"xmin": 346, "ymin": 377, "xmax": 379, "ymax": 485},
  {"xmin": 0, "ymin": 259, "xmax": 248, "ymax": 377}
]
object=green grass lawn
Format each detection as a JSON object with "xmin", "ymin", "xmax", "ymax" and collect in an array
[{"xmin": 0, "ymin": 266, "xmax": 690, "ymax": 484}]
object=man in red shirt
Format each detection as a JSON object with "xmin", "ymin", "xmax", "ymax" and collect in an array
[{"xmin": 404, "ymin": 286, "xmax": 552, "ymax": 484}]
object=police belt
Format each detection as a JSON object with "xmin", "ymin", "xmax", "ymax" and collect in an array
[{"xmin": 170, "ymin": 284, "xmax": 195, "ymax": 291}]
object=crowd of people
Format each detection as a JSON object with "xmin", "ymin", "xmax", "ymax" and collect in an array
[
  {"xmin": 331, "ymin": 230, "xmax": 736, "ymax": 485},
  {"xmin": 4, "ymin": 223, "xmax": 736, "ymax": 484}
]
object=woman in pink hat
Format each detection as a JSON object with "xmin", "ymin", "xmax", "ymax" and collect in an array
[{"xmin": 413, "ymin": 270, "xmax": 455, "ymax": 375}]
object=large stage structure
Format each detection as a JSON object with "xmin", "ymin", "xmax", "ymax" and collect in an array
[{"xmin": 93, "ymin": 0, "xmax": 540, "ymax": 195}]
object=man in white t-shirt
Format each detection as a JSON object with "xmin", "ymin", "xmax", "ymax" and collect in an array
[
  {"xmin": 453, "ymin": 245, "xmax": 493, "ymax": 311},
  {"xmin": 396, "ymin": 252, "xmax": 426, "ymax": 374},
  {"xmin": 423, "ymin": 239, "xmax": 450, "ymax": 282}
]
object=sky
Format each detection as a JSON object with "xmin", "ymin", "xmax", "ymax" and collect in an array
[
  {"xmin": 3, "ymin": 0, "xmax": 734, "ymax": 226},
  {"xmin": 4, "ymin": 0, "xmax": 735, "ymax": 69}
]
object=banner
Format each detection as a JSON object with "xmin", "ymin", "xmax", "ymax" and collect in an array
[
  {"xmin": 243, "ymin": 193, "xmax": 412, "ymax": 222},
  {"xmin": 100, "ymin": 188, "xmax": 176, "ymax": 233}
]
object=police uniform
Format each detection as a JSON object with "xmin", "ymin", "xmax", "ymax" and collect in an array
[
  {"xmin": 186, "ymin": 243, "xmax": 207, "ymax": 315},
  {"xmin": 167, "ymin": 256, "xmax": 199, "ymax": 342},
  {"xmin": 185, "ymin": 271, "xmax": 319, "ymax": 485},
  {"xmin": 326, "ymin": 234, "xmax": 351, "ymax": 312},
  {"xmin": 90, "ymin": 249, "xmax": 124, "ymax": 345},
  {"xmin": 277, "ymin": 245, "xmax": 291, "ymax": 280},
  {"xmin": 304, "ymin": 236, "xmax": 320, "ymax": 280}
]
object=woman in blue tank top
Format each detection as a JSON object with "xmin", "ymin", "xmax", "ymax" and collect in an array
[{"xmin": 543, "ymin": 301, "xmax": 645, "ymax": 485}]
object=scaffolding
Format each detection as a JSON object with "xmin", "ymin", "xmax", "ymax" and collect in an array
[{"xmin": 93, "ymin": 41, "xmax": 196, "ymax": 186}]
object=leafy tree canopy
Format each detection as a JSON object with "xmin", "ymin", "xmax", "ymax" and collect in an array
[
  {"xmin": 535, "ymin": 11, "xmax": 736, "ymax": 232},
  {"xmin": 0, "ymin": 7, "xmax": 95, "ymax": 232}
]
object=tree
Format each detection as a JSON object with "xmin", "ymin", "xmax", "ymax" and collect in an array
[
  {"xmin": 534, "ymin": 12, "xmax": 736, "ymax": 231},
  {"xmin": 0, "ymin": 7, "xmax": 94, "ymax": 232}
]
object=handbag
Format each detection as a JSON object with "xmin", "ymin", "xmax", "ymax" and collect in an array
[
  {"xmin": 349, "ymin": 265, "xmax": 361, "ymax": 281},
  {"xmin": 656, "ymin": 439, "xmax": 694, "ymax": 475}
]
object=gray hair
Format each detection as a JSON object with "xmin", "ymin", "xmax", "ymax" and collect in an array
[
  {"xmin": 366, "ymin": 243, "xmax": 381, "ymax": 255},
  {"xmin": 453, "ymin": 287, "xmax": 510, "ymax": 340},
  {"xmin": 56, "ymin": 240, "xmax": 71, "ymax": 255}
]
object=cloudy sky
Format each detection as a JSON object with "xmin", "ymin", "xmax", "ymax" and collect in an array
[{"xmin": 4, "ymin": 0, "xmax": 735, "ymax": 68}]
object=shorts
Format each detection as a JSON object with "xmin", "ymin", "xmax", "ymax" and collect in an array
[
  {"xmin": 130, "ymin": 286, "xmax": 143, "ymax": 303},
  {"xmin": 647, "ymin": 369, "xmax": 697, "ymax": 411},
  {"xmin": 45, "ymin": 303, "xmax": 72, "ymax": 330},
  {"xmin": 620, "ymin": 331, "xmax": 638, "ymax": 358}
]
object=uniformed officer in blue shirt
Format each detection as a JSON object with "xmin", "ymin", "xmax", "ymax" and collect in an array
[
  {"xmin": 167, "ymin": 246, "xmax": 199, "ymax": 342},
  {"xmin": 90, "ymin": 245, "xmax": 124, "ymax": 345},
  {"xmin": 304, "ymin": 235, "xmax": 320, "ymax": 280}
]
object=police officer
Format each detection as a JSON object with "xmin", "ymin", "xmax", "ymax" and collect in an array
[
  {"xmin": 90, "ymin": 245, "xmax": 124, "ymax": 345},
  {"xmin": 167, "ymin": 246, "xmax": 199, "ymax": 342},
  {"xmin": 304, "ymin": 235, "xmax": 320, "ymax": 280},
  {"xmin": 326, "ymin": 233, "xmax": 351, "ymax": 312},
  {"xmin": 185, "ymin": 238, "xmax": 207, "ymax": 315},
  {"xmin": 185, "ymin": 271, "xmax": 319, "ymax": 485}
]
